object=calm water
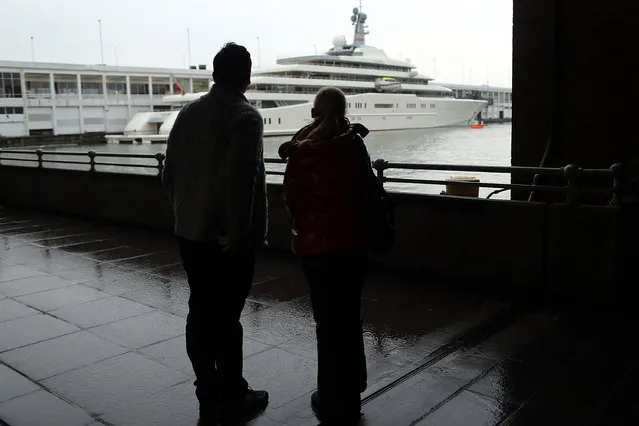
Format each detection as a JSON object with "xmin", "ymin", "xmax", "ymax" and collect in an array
[{"xmin": 5, "ymin": 124, "xmax": 512, "ymax": 198}]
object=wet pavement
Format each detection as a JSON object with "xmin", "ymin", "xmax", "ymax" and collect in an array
[{"xmin": 1, "ymin": 206, "xmax": 638, "ymax": 425}]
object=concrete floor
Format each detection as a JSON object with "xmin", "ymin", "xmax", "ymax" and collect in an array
[{"xmin": 0, "ymin": 207, "xmax": 637, "ymax": 425}]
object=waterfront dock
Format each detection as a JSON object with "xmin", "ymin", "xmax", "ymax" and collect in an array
[{"xmin": 1, "ymin": 207, "xmax": 638, "ymax": 425}]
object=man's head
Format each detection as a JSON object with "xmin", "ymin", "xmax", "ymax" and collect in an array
[{"xmin": 213, "ymin": 42, "xmax": 252, "ymax": 92}]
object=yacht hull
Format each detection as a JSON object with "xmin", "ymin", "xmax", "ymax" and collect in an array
[
  {"xmin": 107, "ymin": 93, "xmax": 485, "ymax": 141},
  {"xmin": 257, "ymin": 93, "xmax": 486, "ymax": 136}
]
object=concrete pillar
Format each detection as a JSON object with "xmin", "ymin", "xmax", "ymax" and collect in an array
[
  {"xmin": 102, "ymin": 74, "xmax": 108, "ymax": 132},
  {"xmin": 49, "ymin": 72, "xmax": 57, "ymax": 135},
  {"xmin": 77, "ymin": 74, "xmax": 85, "ymax": 133},
  {"xmin": 126, "ymin": 75, "xmax": 132, "ymax": 119},
  {"xmin": 169, "ymin": 75, "xmax": 174, "ymax": 95},
  {"xmin": 512, "ymin": 0, "xmax": 639, "ymax": 200},
  {"xmin": 19, "ymin": 69, "xmax": 29, "ymax": 136},
  {"xmin": 148, "ymin": 76, "xmax": 154, "ymax": 109}
]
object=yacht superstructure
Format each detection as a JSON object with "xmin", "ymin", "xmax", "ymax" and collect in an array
[{"xmin": 110, "ymin": 6, "xmax": 486, "ymax": 141}]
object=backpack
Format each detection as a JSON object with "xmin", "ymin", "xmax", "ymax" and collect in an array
[{"xmin": 352, "ymin": 133, "xmax": 395, "ymax": 257}]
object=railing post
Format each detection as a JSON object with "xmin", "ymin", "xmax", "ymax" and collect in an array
[
  {"xmin": 35, "ymin": 149, "xmax": 43, "ymax": 169},
  {"xmin": 609, "ymin": 163, "xmax": 623, "ymax": 206},
  {"xmin": 155, "ymin": 153, "xmax": 165, "ymax": 178},
  {"xmin": 88, "ymin": 151, "xmax": 96, "ymax": 173},
  {"xmin": 563, "ymin": 164, "xmax": 580, "ymax": 205},
  {"xmin": 372, "ymin": 158, "xmax": 388, "ymax": 185}
]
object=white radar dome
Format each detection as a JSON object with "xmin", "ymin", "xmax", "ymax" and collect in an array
[{"xmin": 332, "ymin": 35, "xmax": 347, "ymax": 48}]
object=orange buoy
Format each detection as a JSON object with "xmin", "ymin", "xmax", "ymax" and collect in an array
[{"xmin": 471, "ymin": 124, "xmax": 484, "ymax": 129}]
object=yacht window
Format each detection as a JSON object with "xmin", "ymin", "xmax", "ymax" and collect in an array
[{"xmin": 375, "ymin": 103, "xmax": 394, "ymax": 109}]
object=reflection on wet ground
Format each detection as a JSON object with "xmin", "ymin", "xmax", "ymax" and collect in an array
[{"xmin": 0, "ymin": 207, "xmax": 637, "ymax": 425}]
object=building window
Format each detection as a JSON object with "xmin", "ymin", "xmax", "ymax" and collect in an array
[
  {"xmin": 107, "ymin": 77, "xmax": 126, "ymax": 95},
  {"xmin": 81, "ymin": 75, "xmax": 103, "ymax": 96},
  {"xmin": 374, "ymin": 103, "xmax": 394, "ymax": 109},
  {"xmin": 0, "ymin": 72, "xmax": 22, "ymax": 98},
  {"xmin": 430, "ymin": 104, "xmax": 436, "ymax": 108},
  {"xmin": 54, "ymin": 81, "xmax": 78, "ymax": 95},
  {"xmin": 278, "ymin": 118, "xmax": 281, "ymax": 124},
  {"xmin": 81, "ymin": 82, "xmax": 103, "ymax": 96},
  {"xmin": 26, "ymin": 80, "xmax": 51, "ymax": 96},
  {"xmin": 152, "ymin": 83, "xmax": 170, "ymax": 95},
  {"xmin": 2, "ymin": 106, "xmax": 25, "ymax": 114},
  {"xmin": 130, "ymin": 82, "xmax": 149, "ymax": 95},
  {"xmin": 268, "ymin": 118, "xmax": 271, "ymax": 124},
  {"xmin": 192, "ymin": 78, "xmax": 210, "ymax": 92},
  {"xmin": 421, "ymin": 104, "xmax": 426, "ymax": 109},
  {"xmin": 264, "ymin": 118, "xmax": 267, "ymax": 124},
  {"xmin": 348, "ymin": 103, "xmax": 351, "ymax": 109}
]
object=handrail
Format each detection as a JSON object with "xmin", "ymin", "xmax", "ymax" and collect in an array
[{"xmin": 0, "ymin": 148, "xmax": 622, "ymax": 204}]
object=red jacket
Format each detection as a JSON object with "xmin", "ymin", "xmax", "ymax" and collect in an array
[{"xmin": 280, "ymin": 123, "xmax": 370, "ymax": 256}]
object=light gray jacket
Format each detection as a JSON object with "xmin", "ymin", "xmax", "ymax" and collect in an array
[{"xmin": 161, "ymin": 85, "xmax": 267, "ymax": 245}]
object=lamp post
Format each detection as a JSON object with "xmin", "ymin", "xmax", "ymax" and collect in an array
[
  {"xmin": 98, "ymin": 19, "xmax": 104, "ymax": 64},
  {"xmin": 256, "ymin": 36, "xmax": 261, "ymax": 68},
  {"xmin": 187, "ymin": 29, "xmax": 191, "ymax": 68}
]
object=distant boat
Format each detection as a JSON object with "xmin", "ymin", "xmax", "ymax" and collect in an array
[{"xmin": 374, "ymin": 77, "xmax": 401, "ymax": 92}]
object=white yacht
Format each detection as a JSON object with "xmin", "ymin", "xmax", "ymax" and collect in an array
[{"xmin": 107, "ymin": 6, "xmax": 486, "ymax": 141}]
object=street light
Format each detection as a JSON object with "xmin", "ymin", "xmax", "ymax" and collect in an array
[
  {"xmin": 256, "ymin": 36, "xmax": 261, "ymax": 68},
  {"xmin": 187, "ymin": 29, "xmax": 191, "ymax": 68},
  {"xmin": 98, "ymin": 19, "xmax": 104, "ymax": 64},
  {"xmin": 30, "ymin": 36, "xmax": 35, "ymax": 62}
]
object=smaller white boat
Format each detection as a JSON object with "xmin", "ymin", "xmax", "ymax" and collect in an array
[{"xmin": 374, "ymin": 77, "xmax": 401, "ymax": 92}]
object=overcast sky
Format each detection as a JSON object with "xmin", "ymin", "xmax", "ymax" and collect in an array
[{"xmin": 2, "ymin": 0, "xmax": 512, "ymax": 87}]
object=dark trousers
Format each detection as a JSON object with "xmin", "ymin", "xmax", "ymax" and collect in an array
[
  {"xmin": 302, "ymin": 252, "xmax": 368, "ymax": 419},
  {"xmin": 179, "ymin": 238, "xmax": 254, "ymax": 405}
]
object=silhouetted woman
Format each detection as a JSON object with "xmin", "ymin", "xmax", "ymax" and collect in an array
[{"xmin": 279, "ymin": 87, "xmax": 369, "ymax": 424}]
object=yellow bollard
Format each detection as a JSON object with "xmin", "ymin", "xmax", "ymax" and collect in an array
[{"xmin": 445, "ymin": 176, "xmax": 480, "ymax": 198}]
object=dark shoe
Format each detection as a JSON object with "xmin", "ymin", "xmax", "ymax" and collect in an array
[
  {"xmin": 311, "ymin": 391, "xmax": 362, "ymax": 424},
  {"xmin": 219, "ymin": 388, "xmax": 269, "ymax": 425},
  {"xmin": 198, "ymin": 404, "xmax": 219, "ymax": 426},
  {"xmin": 311, "ymin": 391, "xmax": 326, "ymax": 422},
  {"xmin": 197, "ymin": 417, "xmax": 218, "ymax": 426}
]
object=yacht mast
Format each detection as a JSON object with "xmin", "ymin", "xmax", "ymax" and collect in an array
[{"xmin": 352, "ymin": 2, "xmax": 369, "ymax": 46}]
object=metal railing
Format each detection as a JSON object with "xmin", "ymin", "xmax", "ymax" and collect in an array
[
  {"xmin": 369, "ymin": 159, "xmax": 619, "ymax": 204},
  {"xmin": 0, "ymin": 149, "xmax": 627, "ymax": 205},
  {"xmin": 0, "ymin": 149, "xmax": 166, "ymax": 175}
]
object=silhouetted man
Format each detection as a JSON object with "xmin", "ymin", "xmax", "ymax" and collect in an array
[{"xmin": 162, "ymin": 42, "xmax": 268, "ymax": 425}]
